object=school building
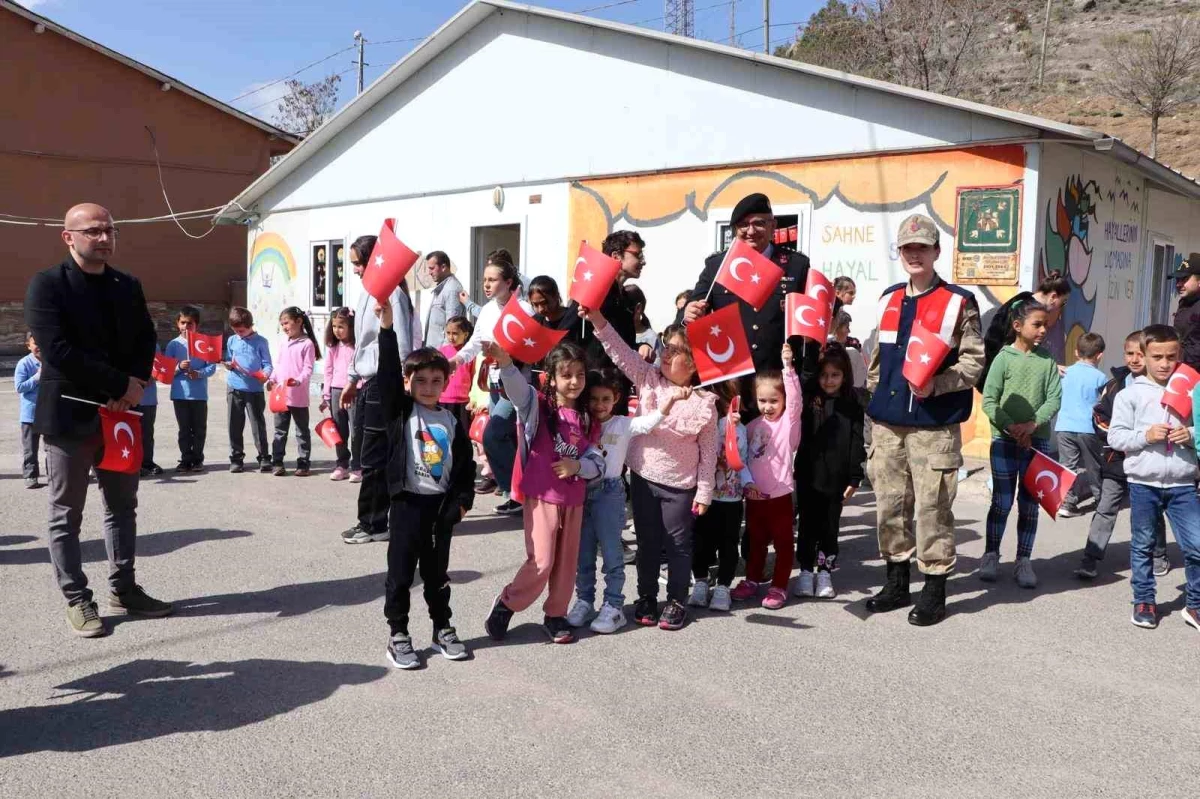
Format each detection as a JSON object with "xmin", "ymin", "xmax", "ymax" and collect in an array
[{"xmin": 213, "ymin": 0, "xmax": 1200, "ymax": 456}]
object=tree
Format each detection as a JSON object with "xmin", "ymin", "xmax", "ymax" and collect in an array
[
  {"xmin": 1100, "ymin": 15, "xmax": 1200, "ymax": 159},
  {"xmin": 273, "ymin": 73, "xmax": 343, "ymax": 138},
  {"xmin": 861, "ymin": 0, "xmax": 992, "ymax": 97},
  {"xmin": 778, "ymin": 0, "xmax": 876, "ymax": 76}
]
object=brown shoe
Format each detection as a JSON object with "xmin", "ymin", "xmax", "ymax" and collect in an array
[
  {"xmin": 294, "ymin": 468, "xmax": 311, "ymax": 477},
  {"xmin": 108, "ymin": 585, "xmax": 174, "ymax": 618}
]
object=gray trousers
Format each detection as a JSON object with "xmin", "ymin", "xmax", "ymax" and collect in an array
[
  {"xmin": 1058, "ymin": 432, "xmax": 1103, "ymax": 507},
  {"xmin": 1084, "ymin": 475, "xmax": 1167, "ymax": 561},
  {"xmin": 21, "ymin": 422, "xmax": 40, "ymax": 480},
  {"xmin": 272, "ymin": 407, "xmax": 311, "ymax": 468},
  {"xmin": 45, "ymin": 434, "xmax": 139, "ymax": 606},
  {"xmin": 228, "ymin": 389, "xmax": 269, "ymax": 465},
  {"xmin": 136, "ymin": 404, "xmax": 157, "ymax": 468}
]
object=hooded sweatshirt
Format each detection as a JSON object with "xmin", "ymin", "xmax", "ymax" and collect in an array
[{"xmin": 1107, "ymin": 375, "xmax": 1198, "ymax": 488}]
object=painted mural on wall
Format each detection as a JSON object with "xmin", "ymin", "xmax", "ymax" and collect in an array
[
  {"xmin": 568, "ymin": 145, "xmax": 1030, "ymax": 455},
  {"xmin": 247, "ymin": 231, "xmax": 298, "ymax": 336},
  {"xmin": 1039, "ymin": 169, "xmax": 1142, "ymax": 366}
]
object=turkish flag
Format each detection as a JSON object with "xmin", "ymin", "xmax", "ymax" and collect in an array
[
  {"xmin": 724, "ymin": 395, "xmax": 744, "ymax": 471},
  {"xmin": 786, "ymin": 293, "xmax": 830, "ymax": 341},
  {"xmin": 469, "ymin": 411, "xmax": 489, "ymax": 444},
  {"xmin": 492, "ymin": 295, "xmax": 567, "ymax": 364},
  {"xmin": 805, "ymin": 269, "xmax": 835, "ymax": 315},
  {"xmin": 150, "ymin": 352, "xmax": 177, "ymax": 384},
  {"xmin": 97, "ymin": 407, "xmax": 143, "ymax": 474},
  {"xmin": 569, "ymin": 241, "xmax": 620, "ymax": 309},
  {"xmin": 1022, "ymin": 449, "xmax": 1078, "ymax": 519},
  {"xmin": 362, "ymin": 218, "xmax": 419, "ymax": 302},
  {"xmin": 626, "ymin": 397, "xmax": 639, "ymax": 416},
  {"xmin": 268, "ymin": 384, "xmax": 288, "ymax": 414},
  {"xmin": 689, "ymin": 303, "xmax": 756, "ymax": 387},
  {"xmin": 1162, "ymin": 363, "xmax": 1200, "ymax": 420},
  {"xmin": 714, "ymin": 239, "xmax": 783, "ymax": 311},
  {"xmin": 901, "ymin": 320, "xmax": 952, "ymax": 392},
  {"xmin": 189, "ymin": 332, "xmax": 223, "ymax": 364},
  {"xmin": 230, "ymin": 359, "xmax": 269, "ymax": 383},
  {"xmin": 315, "ymin": 417, "xmax": 343, "ymax": 449}
]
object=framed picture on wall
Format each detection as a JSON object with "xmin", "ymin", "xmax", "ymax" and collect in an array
[
  {"xmin": 952, "ymin": 186, "xmax": 1021, "ymax": 285},
  {"xmin": 310, "ymin": 239, "xmax": 345, "ymax": 311}
]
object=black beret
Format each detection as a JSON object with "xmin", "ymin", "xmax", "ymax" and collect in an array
[{"xmin": 731, "ymin": 193, "xmax": 773, "ymax": 225}]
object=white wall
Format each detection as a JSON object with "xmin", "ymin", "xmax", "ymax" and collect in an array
[{"xmin": 259, "ymin": 9, "xmax": 1037, "ymax": 214}]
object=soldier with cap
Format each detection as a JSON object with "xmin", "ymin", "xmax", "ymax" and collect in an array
[
  {"xmin": 680, "ymin": 193, "xmax": 811, "ymax": 415},
  {"xmin": 1173, "ymin": 253, "xmax": 1200, "ymax": 371},
  {"xmin": 864, "ymin": 213, "xmax": 984, "ymax": 626}
]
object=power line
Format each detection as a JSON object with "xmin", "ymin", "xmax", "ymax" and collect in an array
[
  {"xmin": 229, "ymin": 45, "xmax": 356, "ymax": 103},
  {"xmin": 576, "ymin": 0, "xmax": 646, "ymax": 13}
]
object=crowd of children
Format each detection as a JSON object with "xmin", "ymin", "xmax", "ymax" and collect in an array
[{"xmin": 17, "ymin": 245, "xmax": 1200, "ymax": 668}]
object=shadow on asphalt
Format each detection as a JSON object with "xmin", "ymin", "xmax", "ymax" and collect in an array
[
  {"xmin": 0, "ymin": 528, "xmax": 252, "ymax": 567},
  {"xmin": 741, "ymin": 612, "xmax": 812, "ymax": 630},
  {"xmin": 0, "ymin": 535, "xmax": 37, "ymax": 547},
  {"xmin": 0, "ymin": 658, "xmax": 387, "ymax": 757}
]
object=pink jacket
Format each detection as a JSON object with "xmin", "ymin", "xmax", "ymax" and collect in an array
[
  {"xmin": 322, "ymin": 342, "xmax": 354, "ymax": 401},
  {"xmin": 745, "ymin": 365, "xmax": 802, "ymax": 499},
  {"xmin": 597, "ymin": 322, "xmax": 718, "ymax": 505},
  {"xmin": 274, "ymin": 337, "xmax": 315, "ymax": 408},
  {"xmin": 438, "ymin": 343, "xmax": 474, "ymax": 404}
]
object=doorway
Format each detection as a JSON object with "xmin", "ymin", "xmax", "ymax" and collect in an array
[
  {"xmin": 470, "ymin": 224, "xmax": 521, "ymax": 305},
  {"xmin": 1147, "ymin": 237, "xmax": 1176, "ymax": 326}
]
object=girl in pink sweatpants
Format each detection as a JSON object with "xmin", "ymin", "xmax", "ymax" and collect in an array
[{"xmin": 483, "ymin": 340, "xmax": 604, "ymax": 645}]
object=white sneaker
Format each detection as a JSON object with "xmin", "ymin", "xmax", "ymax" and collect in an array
[
  {"xmin": 1014, "ymin": 556, "xmax": 1038, "ymax": 589},
  {"xmin": 816, "ymin": 571, "xmax": 836, "ymax": 598},
  {"xmin": 688, "ymin": 579, "xmax": 710, "ymax": 607},
  {"xmin": 793, "ymin": 571, "xmax": 816, "ymax": 597},
  {"xmin": 589, "ymin": 604, "xmax": 626, "ymax": 634},
  {"xmin": 709, "ymin": 584, "xmax": 732, "ymax": 612},
  {"xmin": 566, "ymin": 598, "xmax": 594, "ymax": 628},
  {"xmin": 979, "ymin": 551, "xmax": 1000, "ymax": 582}
]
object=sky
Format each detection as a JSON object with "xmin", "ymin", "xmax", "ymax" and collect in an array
[{"xmin": 19, "ymin": 0, "xmax": 826, "ymax": 125}]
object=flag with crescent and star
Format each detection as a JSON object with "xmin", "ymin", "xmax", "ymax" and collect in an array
[
  {"xmin": 689, "ymin": 303, "xmax": 756, "ymax": 386},
  {"xmin": 1161, "ymin": 363, "xmax": 1200, "ymax": 420},
  {"xmin": 805, "ymin": 268, "xmax": 835, "ymax": 317},
  {"xmin": 268, "ymin": 384, "xmax": 289, "ymax": 414},
  {"xmin": 492, "ymin": 295, "xmax": 567, "ymax": 363},
  {"xmin": 97, "ymin": 407, "xmax": 143, "ymax": 474},
  {"xmin": 150, "ymin": 351, "xmax": 177, "ymax": 384},
  {"xmin": 786, "ymin": 293, "xmax": 830, "ymax": 341},
  {"xmin": 901, "ymin": 320, "xmax": 952, "ymax": 392},
  {"xmin": 188, "ymin": 332, "xmax": 223, "ymax": 364},
  {"xmin": 714, "ymin": 239, "xmax": 783, "ymax": 311},
  {"xmin": 1022, "ymin": 449, "xmax": 1077, "ymax": 519},
  {"xmin": 724, "ymin": 395, "xmax": 744, "ymax": 470},
  {"xmin": 569, "ymin": 241, "xmax": 621, "ymax": 309},
  {"xmin": 362, "ymin": 218, "xmax": 420, "ymax": 302}
]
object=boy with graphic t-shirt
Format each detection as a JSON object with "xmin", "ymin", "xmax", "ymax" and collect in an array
[{"xmin": 375, "ymin": 302, "xmax": 475, "ymax": 670}]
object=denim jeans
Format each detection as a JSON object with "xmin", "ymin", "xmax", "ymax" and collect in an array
[
  {"xmin": 1128, "ymin": 483, "xmax": 1200, "ymax": 608},
  {"xmin": 484, "ymin": 396, "xmax": 517, "ymax": 494},
  {"xmin": 576, "ymin": 478, "xmax": 627, "ymax": 609}
]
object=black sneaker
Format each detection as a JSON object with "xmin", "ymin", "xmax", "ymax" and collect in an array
[
  {"xmin": 229, "ymin": 462, "xmax": 245, "ymax": 474},
  {"xmin": 341, "ymin": 523, "xmax": 388, "ymax": 544},
  {"xmin": 386, "ymin": 633, "xmax": 421, "ymax": 670},
  {"xmin": 658, "ymin": 599, "xmax": 687, "ymax": 631},
  {"xmin": 1153, "ymin": 556, "xmax": 1171, "ymax": 577},
  {"xmin": 259, "ymin": 461, "xmax": 273, "ymax": 473},
  {"xmin": 433, "ymin": 627, "xmax": 469, "ymax": 660},
  {"xmin": 108, "ymin": 585, "xmax": 174, "ymax": 618},
  {"xmin": 543, "ymin": 615, "xmax": 575, "ymax": 644},
  {"xmin": 474, "ymin": 476, "xmax": 498, "ymax": 494},
  {"xmin": 25, "ymin": 477, "xmax": 40, "ymax": 489},
  {"xmin": 633, "ymin": 597, "xmax": 658, "ymax": 626},
  {"xmin": 145, "ymin": 463, "xmax": 164, "ymax": 476},
  {"xmin": 485, "ymin": 594, "xmax": 514, "ymax": 641},
  {"xmin": 1131, "ymin": 602, "xmax": 1158, "ymax": 629},
  {"xmin": 175, "ymin": 461, "xmax": 192, "ymax": 474},
  {"xmin": 495, "ymin": 499, "xmax": 523, "ymax": 516},
  {"xmin": 1074, "ymin": 555, "xmax": 1099, "ymax": 580}
]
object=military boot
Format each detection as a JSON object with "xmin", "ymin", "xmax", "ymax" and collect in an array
[
  {"xmin": 908, "ymin": 573, "xmax": 948, "ymax": 627},
  {"xmin": 865, "ymin": 560, "xmax": 911, "ymax": 613}
]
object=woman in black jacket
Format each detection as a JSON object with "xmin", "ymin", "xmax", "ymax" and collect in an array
[{"xmin": 793, "ymin": 344, "xmax": 866, "ymax": 600}]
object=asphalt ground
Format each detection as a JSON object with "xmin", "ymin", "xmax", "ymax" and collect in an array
[{"xmin": 0, "ymin": 379, "xmax": 1196, "ymax": 798}]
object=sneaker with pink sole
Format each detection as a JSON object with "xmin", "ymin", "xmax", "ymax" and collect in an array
[
  {"xmin": 761, "ymin": 587, "xmax": 787, "ymax": 610},
  {"xmin": 348, "ymin": 471, "xmax": 363, "ymax": 483},
  {"xmin": 330, "ymin": 467, "xmax": 349, "ymax": 481},
  {"xmin": 729, "ymin": 579, "xmax": 759, "ymax": 602}
]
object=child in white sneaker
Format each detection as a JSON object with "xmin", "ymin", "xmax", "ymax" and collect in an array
[{"xmin": 567, "ymin": 368, "xmax": 678, "ymax": 634}]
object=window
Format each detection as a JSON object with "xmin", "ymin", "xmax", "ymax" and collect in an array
[
  {"xmin": 1149, "ymin": 241, "xmax": 1175, "ymax": 325},
  {"xmin": 715, "ymin": 208, "xmax": 809, "ymax": 254},
  {"xmin": 310, "ymin": 240, "xmax": 345, "ymax": 311}
]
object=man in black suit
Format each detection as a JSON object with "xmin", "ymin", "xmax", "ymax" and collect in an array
[
  {"xmin": 25, "ymin": 203, "xmax": 173, "ymax": 638},
  {"xmin": 680, "ymin": 193, "xmax": 812, "ymax": 417}
]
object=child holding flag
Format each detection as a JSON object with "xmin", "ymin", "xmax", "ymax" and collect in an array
[
  {"xmin": 1107, "ymin": 325, "xmax": 1200, "ymax": 632},
  {"xmin": 980, "ymin": 301, "xmax": 1062, "ymax": 589},
  {"xmin": 224, "ymin": 307, "xmax": 273, "ymax": 473},
  {"xmin": 321, "ymin": 307, "xmax": 356, "ymax": 480},
  {"xmin": 269, "ymin": 307, "xmax": 320, "ymax": 477},
  {"xmin": 165, "ymin": 306, "xmax": 216, "ymax": 473},
  {"xmin": 15, "ymin": 331, "xmax": 43, "ymax": 488}
]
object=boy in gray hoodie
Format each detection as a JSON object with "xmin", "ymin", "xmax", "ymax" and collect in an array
[{"xmin": 1107, "ymin": 325, "xmax": 1200, "ymax": 632}]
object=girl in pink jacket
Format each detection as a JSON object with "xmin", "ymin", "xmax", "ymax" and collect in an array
[{"xmin": 268, "ymin": 307, "xmax": 320, "ymax": 477}]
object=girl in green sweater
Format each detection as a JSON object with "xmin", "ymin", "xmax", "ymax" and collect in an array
[{"xmin": 981, "ymin": 300, "xmax": 1063, "ymax": 589}]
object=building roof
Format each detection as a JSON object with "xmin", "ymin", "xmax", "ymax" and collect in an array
[
  {"xmin": 213, "ymin": 0, "xmax": 1200, "ymax": 223},
  {"xmin": 2, "ymin": 0, "xmax": 299, "ymax": 146}
]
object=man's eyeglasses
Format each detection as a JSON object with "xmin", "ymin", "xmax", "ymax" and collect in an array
[
  {"xmin": 623, "ymin": 249, "xmax": 646, "ymax": 264},
  {"xmin": 65, "ymin": 226, "xmax": 119, "ymax": 240},
  {"xmin": 734, "ymin": 219, "xmax": 771, "ymax": 232}
]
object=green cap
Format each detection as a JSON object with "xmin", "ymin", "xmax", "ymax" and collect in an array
[{"xmin": 896, "ymin": 213, "xmax": 939, "ymax": 247}]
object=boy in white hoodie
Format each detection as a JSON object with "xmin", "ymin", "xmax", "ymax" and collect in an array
[{"xmin": 1107, "ymin": 325, "xmax": 1200, "ymax": 633}]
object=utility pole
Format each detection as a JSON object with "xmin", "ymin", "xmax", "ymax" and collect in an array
[
  {"xmin": 763, "ymin": 0, "xmax": 770, "ymax": 53},
  {"xmin": 1036, "ymin": 0, "xmax": 1051, "ymax": 89},
  {"xmin": 729, "ymin": 0, "xmax": 737, "ymax": 45},
  {"xmin": 354, "ymin": 30, "xmax": 365, "ymax": 94}
]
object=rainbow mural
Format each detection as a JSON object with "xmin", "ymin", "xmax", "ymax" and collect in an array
[{"xmin": 248, "ymin": 232, "xmax": 297, "ymax": 333}]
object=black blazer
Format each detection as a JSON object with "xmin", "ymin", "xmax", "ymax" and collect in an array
[{"xmin": 24, "ymin": 258, "xmax": 157, "ymax": 437}]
